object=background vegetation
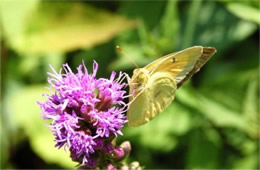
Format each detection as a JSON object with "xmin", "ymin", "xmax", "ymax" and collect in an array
[{"xmin": 1, "ymin": 0, "xmax": 259, "ymax": 169}]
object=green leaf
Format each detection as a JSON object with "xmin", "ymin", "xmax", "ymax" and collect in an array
[
  {"xmin": 242, "ymin": 77, "xmax": 259, "ymax": 138},
  {"xmin": 1, "ymin": 2, "xmax": 136, "ymax": 55},
  {"xmin": 226, "ymin": 2, "xmax": 260, "ymax": 24},
  {"xmin": 0, "ymin": 0, "xmax": 40, "ymax": 39},
  {"xmin": 199, "ymin": 69, "xmax": 258, "ymax": 116},
  {"xmin": 120, "ymin": 1, "xmax": 165, "ymax": 30},
  {"xmin": 137, "ymin": 20, "xmax": 159, "ymax": 57},
  {"xmin": 0, "ymin": 122, "xmax": 9, "ymax": 168},
  {"xmin": 159, "ymin": 0, "xmax": 180, "ymax": 52},
  {"xmin": 232, "ymin": 153, "xmax": 259, "ymax": 169},
  {"xmin": 108, "ymin": 43, "xmax": 154, "ymax": 70},
  {"xmin": 9, "ymin": 85, "xmax": 77, "ymax": 168},
  {"xmin": 186, "ymin": 130, "xmax": 220, "ymax": 169},
  {"xmin": 163, "ymin": 103, "xmax": 191, "ymax": 136},
  {"xmin": 123, "ymin": 103, "xmax": 191, "ymax": 152},
  {"xmin": 190, "ymin": 1, "xmax": 257, "ymax": 52},
  {"xmin": 18, "ymin": 53, "xmax": 65, "ymax": 81},
  {"xmin": 182, "ymin": 0, "xmax": 202, "ymax": 48},
  {"xmin": 136, "ymin": 0, "xmax": 180, "ymax": 56},
  {"xmin": 111, "ymin": 1, "xmax": 178, "ymax": 71},
  {"xmin": 176, "ymin": 86, "xmax": 246, "ymax": 130}
]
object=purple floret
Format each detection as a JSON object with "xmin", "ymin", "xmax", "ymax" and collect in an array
[{"xmin": 38, "ymin": 61, "xmax": 129, "ymax": 167}]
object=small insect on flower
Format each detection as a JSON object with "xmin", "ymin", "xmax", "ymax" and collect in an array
[{"xmin": 37, "ymin": 61, "xmax": 130, "ymax": 168}]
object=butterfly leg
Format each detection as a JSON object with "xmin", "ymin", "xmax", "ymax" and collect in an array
[
  {"xmin": 118, "ymin": 88, "xmax": 146, "ymax": 114},
  {"xmin": 119, "ymin": 72, "xmax": 131, "ymax": 85}
]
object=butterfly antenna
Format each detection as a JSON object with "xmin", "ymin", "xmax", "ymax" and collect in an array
[{"xmin": 116, "ymin": 45, "xmax": 139, "ymax": 69}]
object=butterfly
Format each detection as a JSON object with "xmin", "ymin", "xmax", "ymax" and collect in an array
[{"xmin": 127, "ymin": 46, "xmax": 216, "ymax": 127}]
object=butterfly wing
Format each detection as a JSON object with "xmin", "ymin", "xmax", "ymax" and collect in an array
[
  {"xmin": 127, "ymin": 86, "xmax": 151, "ymax": 126},
  {"xmin": 144, "ymin": 46, "xmax": 216, "ymax": 88},
  {"xmin": 127, "ymin": 72, "xmax": 176, "ymax": 126}
]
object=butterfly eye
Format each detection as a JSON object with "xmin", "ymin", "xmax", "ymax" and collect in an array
[{"xmin": 133, "ymin": 69, "xmax": 138, "ymax": 74}]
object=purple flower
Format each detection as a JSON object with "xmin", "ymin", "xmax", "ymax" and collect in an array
[{"xmin": 38, "ymin": 61, "xmax": 129, "ymax": 167}]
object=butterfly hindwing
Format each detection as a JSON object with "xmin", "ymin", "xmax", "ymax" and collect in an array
[
  {"xmin": 127, "ymin": 86, "xmax": 151, "ymax": 126},
  {"xmin": 128, "ymin": 72, "xmax": 176, "ymax": 126},
  {"xmin": 148, "ymin": 72, "xmax": 176, "ymax": 118}
]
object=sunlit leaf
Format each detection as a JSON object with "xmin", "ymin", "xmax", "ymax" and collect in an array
[
  {"xmin": 226, "ymin": 2, "xmax": 260, "ymax": 24},
  {"xmin": 0, "ymin": 122, "xmax": 9, "ymax": 168},
  {"xmin": 1, "ymin": 2, "xmax": 136, "ymax": 55},
  {"xmin": 108, "ymin": 44, "xmax": 154, "ymax": 70},
  {"xmin": 232, "ymin": 153, "xmax": 259, "ymax": 169},
  {"xmin": 160, "ymin": 0, "xmax": 179, "ymax": 48},
  {"xmin": 181, "ymin": 0, "xmax": 202, "ymax": 48},
  {"xmin": 9, "ymin": 85, "xmax": 77, "ymax": 168},
  {"xmin": 17, "ymin": 53, "xmax": 65, "ymax": 83},
  {"xmin": 0, "ymin": 0, "xmax": 40, "ymax": 40},
  {"xmin": 242, "ymin": 77, "xmax": 259, "ymax": 138},
  {"xmin": 191, "ymin": 1, "xmax": 257, "ymax": 52}
]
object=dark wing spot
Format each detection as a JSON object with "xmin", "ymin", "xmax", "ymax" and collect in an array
[{"xmin": 172, "ymin": 57, "xmax": 176, "ymax": 63}]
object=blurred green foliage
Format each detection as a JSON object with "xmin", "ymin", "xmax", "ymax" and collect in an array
[{"xmin": 1, "ymin": 0, "xmax": 259, "ymax": 169}]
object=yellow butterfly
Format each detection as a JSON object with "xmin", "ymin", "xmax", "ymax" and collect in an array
[{"xmin": 127, "ymin": 46, "xmax": 216, "ymax": 127}]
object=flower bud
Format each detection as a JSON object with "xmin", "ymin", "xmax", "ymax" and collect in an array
[
  {"xmin": 120, "ymin": 141, "xmax": 131, "ymax": 157},
  {"xmin": 111, "ymin": 146, "xmax": 125, "ymax": 160},
  {"xmin": 107, "ymin": 163, "xmax": 117, "ymax": 170},
  {"xmin": 120, "ymin": 165, "xmax": 129, "ymax": 170},
  {"xmin": 130, "ymin": 161, "xmax": 142, "ymax": 170}
]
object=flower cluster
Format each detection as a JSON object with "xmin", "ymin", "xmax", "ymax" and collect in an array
[{"xmin": 38, "ymin": 61, "xmax": 129, "ymax": 168}]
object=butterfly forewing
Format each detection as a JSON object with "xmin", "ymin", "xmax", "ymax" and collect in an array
[
  {"xmin": 176, "ymin": 47, "xmax": 216, "ymax": 87},
  {"xmin": 144, "ymin": 46, "xmax": 216, "ymax": 87}
]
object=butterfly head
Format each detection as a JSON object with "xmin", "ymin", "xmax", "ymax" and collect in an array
[{"xmin": 130, "ymin": 68, "xmax": 149, "ymax": 89}]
